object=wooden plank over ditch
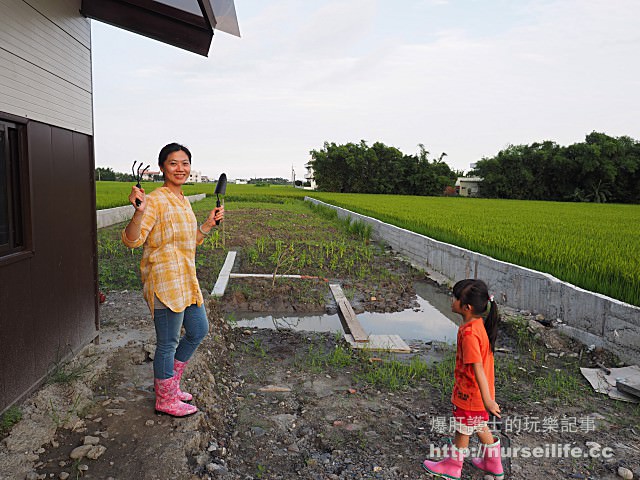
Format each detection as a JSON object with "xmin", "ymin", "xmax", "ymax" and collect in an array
[
  {"xmin": 211, "ymin": 251, "xmax": 237, "ymax": 297},
  {"xmin": 344, "ymin": 334, "xmax": 411, "ymax": 353},
  {"xmin": 329, "ymin": 284, "xmax": 369, "ymax": 343}
]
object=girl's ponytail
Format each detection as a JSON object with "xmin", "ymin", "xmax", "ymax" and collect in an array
[{"xmin": 484, "ymin": 296, "xmax": 499, "ymax": 353}]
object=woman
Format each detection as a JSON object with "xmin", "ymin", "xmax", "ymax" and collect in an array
[{"xmin": 122, "ymin": 142, "xmax": 224, "ymax": 417}]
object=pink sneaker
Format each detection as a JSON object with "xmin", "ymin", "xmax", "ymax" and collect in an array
[
  {"xmin": 472, "ymin": 438, "xmax": 504, "ymax": 477},
  {"xmin": 173, "ymin": 359, "xmax": 193, "ymax": 402},
  {"xmin": 154, "ymin": 377, "xmax": 198, "ymax": 417},
  {"xmin": 422, "ymin": 445, "xmax": 465, "ymax": 479}
]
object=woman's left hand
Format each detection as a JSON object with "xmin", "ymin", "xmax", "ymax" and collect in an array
[{"xmin": 204, "ymin": 205, "xmax": 224, "ymax": 228}]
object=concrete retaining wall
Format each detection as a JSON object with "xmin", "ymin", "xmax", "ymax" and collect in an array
[
  {"xmin": 97, "ymin": 194, "xmax": 206, "ymax": 229},
  {"xmin": 306, "ymin": 197, "xmax": 640, "ymax": 364}
]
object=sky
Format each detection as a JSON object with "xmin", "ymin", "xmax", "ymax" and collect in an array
[{"xmin": 91, "ymin": 0, "xmax": 640, "ymax": 181}]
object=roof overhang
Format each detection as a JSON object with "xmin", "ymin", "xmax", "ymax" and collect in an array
[{"xmin": 81, "ymin": 0, "xmax": 240, "ymax": 56}]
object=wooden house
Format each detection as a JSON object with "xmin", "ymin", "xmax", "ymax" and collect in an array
[{"xmin": 0, "ymin": 0, "xmax": 239, "ymax": 413}]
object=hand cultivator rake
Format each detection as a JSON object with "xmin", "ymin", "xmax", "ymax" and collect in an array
[{"xmin": 131, "ymin": 161, "xmax": 150, "ymax": 207}]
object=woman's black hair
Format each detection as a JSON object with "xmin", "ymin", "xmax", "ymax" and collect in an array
[
  {"xmin": 158, "ymin": 142, "xmax": 192, "ymax": 168},
  {"xmin": 452, "ymin": 279, "xmax": 499, "ymax": 353}
]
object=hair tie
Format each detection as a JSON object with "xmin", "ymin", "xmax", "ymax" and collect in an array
[{"xmin": 489, "ymin": 294, "xmax": 494, "ymax": 302}]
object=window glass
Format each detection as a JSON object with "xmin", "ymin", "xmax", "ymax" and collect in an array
[
  {"xmin": 0, "ymin": 120, "xmax": 25, "ymax": 255},
  {"xmin": 0, "ymin": 127, "xmax": 8, "ymax": 246}
]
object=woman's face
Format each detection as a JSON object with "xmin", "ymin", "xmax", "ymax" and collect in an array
[{"xmin": 161, "ymin": 150, "xmax": 191, "ymax": 187}]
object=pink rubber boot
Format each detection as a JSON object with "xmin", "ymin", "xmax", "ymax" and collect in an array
[
  {"xmin": 173, "ymin": 359, "xmax": 193, "ymax": 402},
  {"xmin": 422, "ymin": 444, "xmax": 465, "ymax": 479},
  {"xmin": 154, "ymin": 377, "xmax": 198, "ymax": 417},
  {"xmin": 472, "ymin": 437, "xmax": 504, "ymax": 478}
]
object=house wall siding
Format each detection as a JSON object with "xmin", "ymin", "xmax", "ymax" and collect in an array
[
  {"xmin": 0, "ymin": 120, "xmax": 98, "ymax": 412},
  {"xmin": 0, "ymin": 0, "xmax": 92, "ymax": 134},
  {"xmin": 0, "ymin": 0, "xmax": 97, "ymax": 413}
]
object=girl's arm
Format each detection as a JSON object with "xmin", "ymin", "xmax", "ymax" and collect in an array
[{"xmin": 472, "ymin": 362, "xmax": 501, "ymax": 417}]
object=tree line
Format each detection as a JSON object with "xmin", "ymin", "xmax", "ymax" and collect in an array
[
  {"xmin": 471, "ymin": 132, "xmax": 640, "ymax": 203},
  {"xmin": 309, "ymin": 141, "xmax": 460, "ymax": 196},
  {"xmin": 95, "ymin": 167, "xmax": 163, "ymax": 182}
]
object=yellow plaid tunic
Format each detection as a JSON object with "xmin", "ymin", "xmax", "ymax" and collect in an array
[{"xmin": 122, "ymin": 187, "xmax": 204, "ymax": 314}]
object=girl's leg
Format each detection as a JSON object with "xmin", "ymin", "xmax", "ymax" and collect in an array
[
  {"xmin": 454, "ymin": 431, "xmax": 470, "ymax": 449},
  {"xmin": 174, "ymin": 304, "xmax": 209, "ymax": 363},
  {"xmin": 477, "ymin": 425, "xmax": 494, "ymax": 444},
  {"xmin": 472, "ymin": 425, "xmax": 504, "ymax": 477},
  {"xmin": 153, "ymin": 308, "xmax": 184, "ymax": 379}
]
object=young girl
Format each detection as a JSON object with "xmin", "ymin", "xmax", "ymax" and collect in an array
[{"xmin": 423, "ymin": 279, "xmax": 503, "ymax": 479}]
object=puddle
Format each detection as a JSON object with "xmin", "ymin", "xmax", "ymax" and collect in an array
[{"xmin": 236, "ymin": 281, "xmax": 460, "ymax": 344}]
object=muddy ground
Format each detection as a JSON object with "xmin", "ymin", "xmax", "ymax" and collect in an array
[
  {"xmin": 1, "ymin": 202, "xmax": 639, "ymax": 480},
  {"xmin": 2, "ymin": 285, "xmax": 639, "ymax": 480}
]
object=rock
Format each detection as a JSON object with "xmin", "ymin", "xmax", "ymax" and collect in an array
[
  {"xmin": 258, "ymin": 385, "xmax": 291, "ymax": 393},
  {"xmin": 618, "ymin": 466, "xmax": 633, "ymax": 479},
  {"xmin": 484, "ymin": 475, "xmax": 495, "ymax": 480},
  {"xmin": 270, "ymin": 413, "xmax": 296, "ymax": 431},
  {"xmin": 130, "ymin": 350, "xmax": 147, "ymax": 364},
  {"xmin": 206, "ymin": 463, "xmax": 228, "ymax": 475},
  {"xmin": 83, "ymin": 435, "xmax": 100, "ymax": 445},
  {"xmin": 25, "ymin": 472, "xmax": 39, "ymax": 480},
  {"xmin": 86, "ymin": 445, "xmax": 107, "ymax": 459},
  {"xmin": 287, "ymin": 443, "xmax": 300, "ymax": 453},
  {"xmin": 69, "ymin": 445, "xmax": 93, "ymax": 459},
  {"xmin": 143, "ymin": 343, "xmax": 156, "ymax": 360},
  {"xmin": 78, "ymin": 464, "xmax": 89, "ymax": 472},
  {"xmin": 59, "ymin": 473, "xmax": 70, "ymax": 480},
  {"xmin": 105, "ymin": 408, "xmax": 126, "ymax": 416},
  {"xmin": 145, "ymin": 420, "xmax": 155, "ymax": 426}
]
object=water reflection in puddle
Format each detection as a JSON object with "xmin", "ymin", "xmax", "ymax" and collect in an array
[{"xmin": 236, "ymin": 282, "xmax": 460, "ymax": 344}]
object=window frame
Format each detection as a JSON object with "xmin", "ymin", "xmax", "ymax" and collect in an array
[{"xmin": 0, "ymin": 117, "xmax": 32, "ymax": 264}]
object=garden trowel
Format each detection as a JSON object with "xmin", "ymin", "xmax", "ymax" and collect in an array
[{"xmin": 214, "ymin": 173, "xmax": 227, "ymax": 225}]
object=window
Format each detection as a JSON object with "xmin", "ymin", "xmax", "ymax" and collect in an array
[{"xmin": 0, "ymin": 120, "xmax": 25, "ymax": 256}]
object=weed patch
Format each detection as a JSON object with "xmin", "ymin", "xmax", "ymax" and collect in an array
[{"xmin": 0, "ymin": 405, "xmax": 22, "ymax": 438}]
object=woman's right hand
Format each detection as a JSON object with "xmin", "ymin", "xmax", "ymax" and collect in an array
[{"xmin": 129, "ymin": 186, "xmax": 146, "ymax": 211}]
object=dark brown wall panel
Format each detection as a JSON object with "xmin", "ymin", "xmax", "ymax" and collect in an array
[
  {"xmin": 0, "ymin": 121, "xmax": 97, "ymax": 412},
  {"xmin": 0, "ymin": 259, "xmax": 35, "ymax": 406}
]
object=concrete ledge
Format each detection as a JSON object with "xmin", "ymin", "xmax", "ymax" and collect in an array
[
  {"xmin": 97, "ymin": 194, "xmax": 206, "ymax": 229},
  {"xmin": 306, "ymin": 197, "xmax": 640, "ymax": 364}
]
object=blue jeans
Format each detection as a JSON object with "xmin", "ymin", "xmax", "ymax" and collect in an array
[{"xmin": 153, "ymin": 304, "xmax": 209, "ymax": 379}]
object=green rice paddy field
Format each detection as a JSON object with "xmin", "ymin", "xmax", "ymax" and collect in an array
[
  {"xmin": 97, "ymin": 183, "xmax": 640, "ymax": 306},
  {"xmin": 96, "ymin": 181, "xmax": 211, "ymax": 209}
]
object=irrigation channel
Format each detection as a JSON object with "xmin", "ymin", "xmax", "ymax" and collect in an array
[{"xmin": 237, "ymin": 281, "xmax": 460, "ymax": 345}]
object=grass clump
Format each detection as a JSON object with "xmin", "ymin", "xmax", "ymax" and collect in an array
[
  {"xmin": 0, "ymin": 406, "xmax": 22, "ymax": 437},
  {"xmin": 298, "ymin": 341, "xmax": 356, "ymax": 373},
  {"xmin": 357, "ymin": 352, "xmax": 455, "ymax": 393},
  {"xmin": 47, "ymin": 356, "xmax": 96, "ymax": 385}
]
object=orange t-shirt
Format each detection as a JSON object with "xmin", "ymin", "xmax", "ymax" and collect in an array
[{"xmin": 451, "ymin": 318, "xmax": 495, "ymax": 411}]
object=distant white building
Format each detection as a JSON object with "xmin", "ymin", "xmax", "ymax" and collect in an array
[
  {"xmin": 304, "ymin": 162, "xmax": 317, "ymax": 190},
  {"xmin": 455, "ymin": 177, "xmax": 483, "ymax": 197},
  {"xmin": 142, "ymin": 170, "xmax": 161, "ymax": 181},
  {"xmin": 235, "ymin": 179, "xmax": 248, "ymax": 184},
  {"xmin": 188, "ymin": 170, "xmax": 202, "ymax": 183}
]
